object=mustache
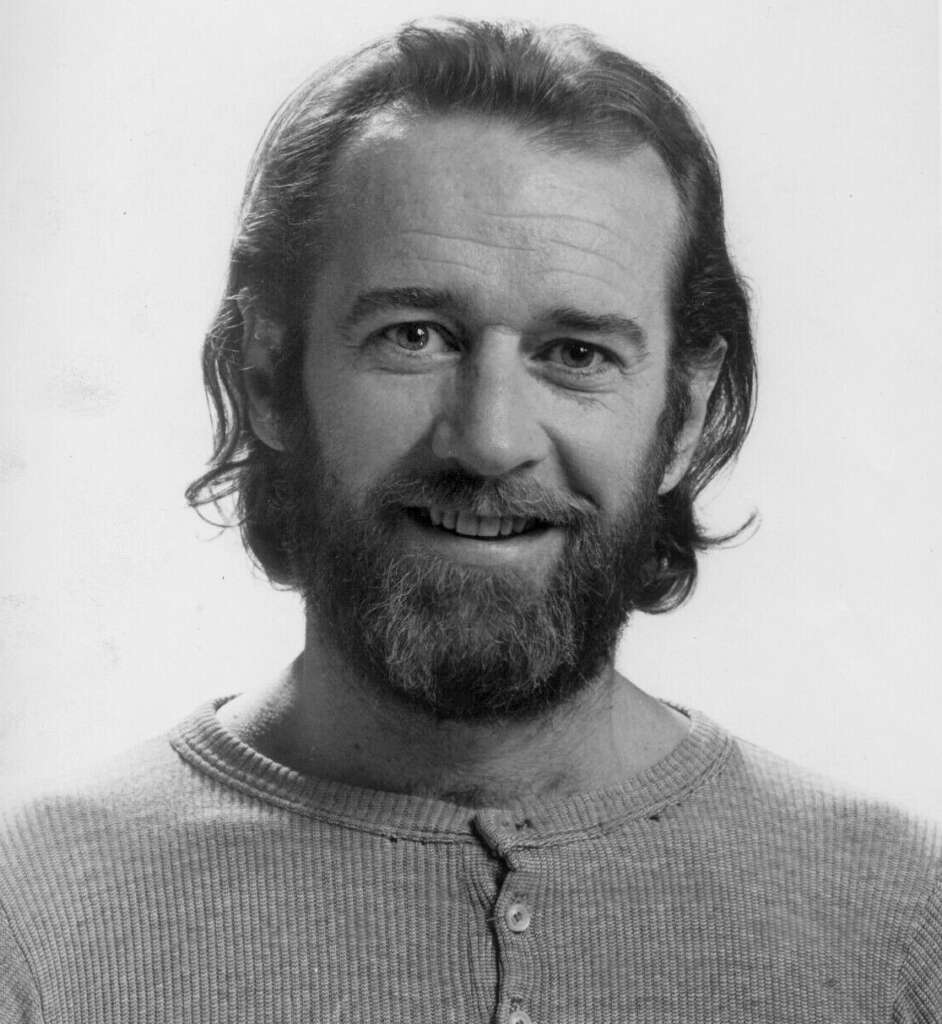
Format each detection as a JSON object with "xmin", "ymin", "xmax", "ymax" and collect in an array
[{"xmin": 373, "ymin": 470, "xmax": 597, "ymax": 527}]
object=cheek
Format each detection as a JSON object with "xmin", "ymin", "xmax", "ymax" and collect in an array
[
  {"xmin": 304, "ymin": 366, "xmax": 442, "ymax": 488},
  {"xmin": 549, "ymin": 389, "xmax": 669, "ymax": 514}
]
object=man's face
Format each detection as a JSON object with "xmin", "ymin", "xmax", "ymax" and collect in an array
[{"xmin": 278, "ymin": 115, "xmax": 688, "ymax": 720}]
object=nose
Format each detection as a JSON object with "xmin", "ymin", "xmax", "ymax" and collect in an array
[{"xmin": 430, "ymin": 331, "xmax": 548, "ymax": 477}]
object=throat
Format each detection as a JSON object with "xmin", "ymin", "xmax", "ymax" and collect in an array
[{"xmin": 218, "ymin": 660, "xmax": 691, "ymax": 808}]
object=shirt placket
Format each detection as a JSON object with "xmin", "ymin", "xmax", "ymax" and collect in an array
[{"xmin": 473, "ymin": 810, "xmax": 543, "ymax": 1024}]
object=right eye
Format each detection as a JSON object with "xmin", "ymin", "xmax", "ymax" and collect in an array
[{"xmin": 375, "ymin": 322, "xmax": 455, "ymax": 355}]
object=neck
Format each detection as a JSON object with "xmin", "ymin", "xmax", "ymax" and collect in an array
[{"xmin": 218, "ymin": 616, "xmax": 689, "ymax": 808}]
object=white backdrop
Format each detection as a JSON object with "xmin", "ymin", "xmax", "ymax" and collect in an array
[{"xmin": 2, "ymin": 0, "xmax": 939, "ymax": 817}]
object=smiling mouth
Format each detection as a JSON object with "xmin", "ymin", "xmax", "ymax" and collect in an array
[{"xmin": 407, "ymin": 506, "xmax": 550, "ymax": 539}]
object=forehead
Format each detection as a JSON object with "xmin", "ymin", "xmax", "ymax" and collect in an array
[{"xmin": 315, "ymin": 114, "xmax": 683, "ymax": 325}]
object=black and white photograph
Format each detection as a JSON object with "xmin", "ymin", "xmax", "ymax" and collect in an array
[{"xmin": 2, "ymin": 1, "xmax": 939, "ymax": 1019}]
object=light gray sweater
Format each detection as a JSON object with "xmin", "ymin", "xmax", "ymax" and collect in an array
[{"xmin": 1, "ymin": 699, "xmax": 939, "ymax": 1022}]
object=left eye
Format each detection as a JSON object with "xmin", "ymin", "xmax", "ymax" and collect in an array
[
  {"xmin": 547, "ymin": 341, "xmax": 609, "ymax": 372},
  {"xmin": 378, "ymin": 322, "xmax": 453, "ymax": 353}
]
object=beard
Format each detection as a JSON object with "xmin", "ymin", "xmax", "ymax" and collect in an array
[{"xmin": 273, "ymin": 416, "xmax": 673, "ymax": 724}]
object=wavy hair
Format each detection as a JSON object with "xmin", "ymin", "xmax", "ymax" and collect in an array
[{"xmin": 186, "ymin": 18, "xmax": 756, "ymax": 613}]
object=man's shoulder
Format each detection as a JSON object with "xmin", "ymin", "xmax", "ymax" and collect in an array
[
  {"xmin": 714, "ymin": 727, "xmax": 937, "ymax": 836},
  {"xmin": 0, "ymin": 697, "xmax": 295, "ymax": 909},
  {"xmin": 701, "ymin": 725, "xmax": 942, "ymax": 906},
  {"xmin": 0, "ymin": 697, "xmax": 242, "ymax": 831},
  {"xmin": 0, "ymin": 731, "xmax": 190, "ymax": 866},
  {"xmin": 713, "ymin": 732, "xmax": 942, "ymax": 1008},
  {"xmin": 723, "ymin": 731, "xmax": 939, "ymax": 840},
  {"xmin": 0, "ymin": 699, "xmax": 253, "ymax": 885}
]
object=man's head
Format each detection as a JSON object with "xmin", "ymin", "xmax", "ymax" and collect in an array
[{"xmin": 187, "ymin": 19, "xmax": 756, "ymax": 720}]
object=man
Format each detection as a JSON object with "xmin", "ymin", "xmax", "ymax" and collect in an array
[{"xmin": 1, "ymin": 18, "xmax": 938, "ymax": 1022}]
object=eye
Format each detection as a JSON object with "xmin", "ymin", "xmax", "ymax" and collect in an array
[
  {"xmin": 544, "ymin": 340, "xmax": 614, "ymax": 374},
  {"xmin": 376, "ymin": 321, "xmax": 454, "ymax": 354}
]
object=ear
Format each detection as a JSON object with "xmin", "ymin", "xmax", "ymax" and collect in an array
[
  {"xmin": 658, "ymin": 336, "xmax": 727, "ymax": 495},
  {"xmin": 237, "ymin": 288, "xmax": 287, "ymax": 452}
]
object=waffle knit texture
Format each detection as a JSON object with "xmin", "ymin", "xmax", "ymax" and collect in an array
[{"xmin": 1, "ymin": 698, "xmax": 940, "ymax": 1023}]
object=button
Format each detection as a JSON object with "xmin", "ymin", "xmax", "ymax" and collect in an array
[
  {"xmin": 505, "ymin": 901, "xmax": 532, "ymax": 933},
  {"xmin": 508, "ymin": 1011, "xmax": 533, "ymax": 1024}
]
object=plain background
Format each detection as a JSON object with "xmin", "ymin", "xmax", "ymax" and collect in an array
[{"xmin": 2, "ymin": 1, "xmax": 939, "ymax": 817}]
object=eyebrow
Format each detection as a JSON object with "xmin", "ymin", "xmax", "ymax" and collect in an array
[
  {"xmin": 341, "ymin": 287, "xmax": 467, "ymax": 330},
  {"xmin": 547, "ymin": 306, "xmax": 647, "ymax": 351},
  {"xmin": 341, "ymin": 288, "xmax": 647, "ymax": 350}
]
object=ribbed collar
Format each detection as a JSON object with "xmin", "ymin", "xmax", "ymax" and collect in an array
[{"xmin": 169, "ymin": 696, "xmax": 734, "ymax": 847}]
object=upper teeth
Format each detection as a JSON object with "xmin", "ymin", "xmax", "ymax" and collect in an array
[{"xmin": 427, "ymin": 507, "xmax": 534, "ymax": 537}]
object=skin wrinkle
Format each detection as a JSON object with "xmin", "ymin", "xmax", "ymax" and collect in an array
[
  {"xmin": 468, "ymin": 209, "xmax": 636, "ymax": 263},
  {"xmin": 398, "ymin": 228, "xmax": 542, "ymax": 254},
  {"xmin": 389, "ymin": 255, "xmax": 497, "ymax": 275},
  {"xmin": 475, "ymin": 208, "xmax": 626, "ymax": 227},
  {"xmin": 398, "ymin": 228, "xmax": 633, "ymax": 277},
  {"xmin": 385, "ymin": 252, "xmax": 637, "ymax": 297},
  {"xmin": 541, "ymin": 238, "xmax": 630, "ymax": 272},
  {"xmin": 541, "ymin": 265, "xmax": 637, "ymax": 288}
]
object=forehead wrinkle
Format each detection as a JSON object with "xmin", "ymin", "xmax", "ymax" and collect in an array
[
  {"xmin": 394, "ymin": 225, "xmax": 634, "ymax": 279},
  {"xmin": 397, "ymin": 227, "xmax": 540, "ymax": 255},
  {"xmin": 542, "ymin": 264, "xmax": 638, "ymax": 289},
  {"xmin": 393, "ymin": 254, "xmax": 495, "ymax": 276},
  {"xmin": 427, "ymin": 207, "xmax": 652, "ymax": 279},
  {"xmin": 475, "ymin": 207, "xmax": 625, "ymax": 232},
  {"xmin": 392, "ymin": 247, "xmax": 634, "ymax": 302},
  {"xmin": 541, "ymin": 236, "xmax": 630, "ymax": 276}
]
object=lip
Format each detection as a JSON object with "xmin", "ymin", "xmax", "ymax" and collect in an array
[{"xmin": 397, "ymin": 508, "xmax": 565, "ymax": 569}]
